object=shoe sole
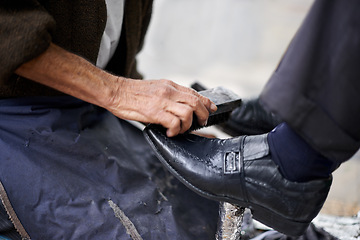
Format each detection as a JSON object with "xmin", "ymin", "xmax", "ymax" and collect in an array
[{"xmin": 144, "ymin": 132, "xmax": 310, "ymax": 237}]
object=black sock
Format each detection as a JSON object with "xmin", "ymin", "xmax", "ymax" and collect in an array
[{"xmin": 268, "ymin": 123, "xmax": 338, "ymax": 182}]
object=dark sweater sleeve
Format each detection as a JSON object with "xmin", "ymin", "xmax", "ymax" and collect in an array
[{"xmin": 0, "ymin": 0, "xmax": 55, "ymax": 83}]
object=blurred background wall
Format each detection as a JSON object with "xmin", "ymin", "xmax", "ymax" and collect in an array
[
  {"xmin": 138, "ymin": 0, "xmax": 313, "ymax": 97},
  {"xmin": 137, "ymin": 0, "xmax": 360, "ymax": 217}
]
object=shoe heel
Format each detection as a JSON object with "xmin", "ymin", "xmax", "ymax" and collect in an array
[{"xmin": 252, "ymin": 209, "xmax": 310, "ymax": 236}]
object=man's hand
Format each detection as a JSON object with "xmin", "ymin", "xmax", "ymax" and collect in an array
[
  {"xmin": 15, "ymin": 43, "xmax": 217, "ymax": 137},
  {"xmin": 107, "ymin": 78, "xmax": 217, "ymax": 137}
]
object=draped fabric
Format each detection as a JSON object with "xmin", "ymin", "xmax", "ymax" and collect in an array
[{"xmin": 0, "ymin": 96, "xmax": 218, "ymax": 239}]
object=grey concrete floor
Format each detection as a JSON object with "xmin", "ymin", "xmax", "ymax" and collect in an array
[{"xmin": 138, "ymin": 0, "xmax": 360, "ymax": 237}]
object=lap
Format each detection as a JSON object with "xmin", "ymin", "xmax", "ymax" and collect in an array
[{"xmin": 0, "ymin": 96, "xmax": 218, "ymax": 240}]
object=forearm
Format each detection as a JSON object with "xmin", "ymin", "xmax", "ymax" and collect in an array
[
  {"xmin": 15, "ymin": 43, "xmax": 215, "ymax": 137},
  {"xmin": 15, "ymin": 43, "xmax": 118, "ymax": 109}
]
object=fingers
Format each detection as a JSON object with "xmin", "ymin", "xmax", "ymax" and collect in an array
[
  {"xmin": 156, "ymin": 111, "xmax": 182, "ymax": 137},
  {"xmin": 154, "ymin": 80, "xmax": 211, "ymax": 133},
  {"xmin": 177, "ymin": 94, "xmax": 209, "ymax": 127},
  {"xmin": 160, "ymin": 80, "xmax": 217, "ymax": 125},
  {"xmin": 150, "ymin": 101, "xmax": 193, "ymax": 137},
  {"xmin": 171, "ymin": 82, "xmax": 218, "ymax": 113},
  {"xmin": 152, "ymin": 80, "xmax": 219, "ymax": 136},
  {"xmin": 108, "ymin": 78, "xmax": 217, "ymax": 137}
]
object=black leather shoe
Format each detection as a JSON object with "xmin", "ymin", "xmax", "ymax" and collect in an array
[
  {"xmin": 143, "ymin": 125, "xmax": 332, "ymax": 237},
  {"xmin": 218, "ymin": 98, "xmax": 282, "ymax": 136}
]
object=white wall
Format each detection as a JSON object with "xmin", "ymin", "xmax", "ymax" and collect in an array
[{"xmin": 138, "ymin": 0, "xmax": 313, "ymax": 98}]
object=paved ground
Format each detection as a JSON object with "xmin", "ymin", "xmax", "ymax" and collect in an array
[{"xmin": 138, "ymin": 0, "xmax": 360, "ymax": 238}]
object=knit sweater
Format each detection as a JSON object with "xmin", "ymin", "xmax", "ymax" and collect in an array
[{"xmin": 0, "ymin": 0, "xmax": 153, "ymax": 98}]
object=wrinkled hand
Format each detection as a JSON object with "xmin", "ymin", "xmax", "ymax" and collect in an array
[{"xmin": 108, "ymin": 78, "xmax": 217, "ymax": 137}]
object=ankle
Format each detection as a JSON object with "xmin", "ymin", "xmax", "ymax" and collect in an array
[{"xmin": 267, "ymin": 123, "xmax": 336, "ymax": 182}]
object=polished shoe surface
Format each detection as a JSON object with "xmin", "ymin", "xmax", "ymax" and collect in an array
[
  {"xmin": 219, "ymin": 98, "xmax": 282, "ymax": 136},
  {"xmin": 143, "ymin": 125, "xmax": 332, "ymax": 236}
]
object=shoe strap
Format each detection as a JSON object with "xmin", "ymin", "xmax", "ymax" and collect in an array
[
  {"xmin": 242, "ymin": 134, "xmax": 269, "ymax": 161},
  {"xmin": 238, "ymin": 134, "xmax": 269, "ymax": 203}
]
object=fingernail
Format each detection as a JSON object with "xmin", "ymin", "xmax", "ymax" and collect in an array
[
  {"xmin": 210, "ymin": 103, "xmax": 217, "ymax": 112},
  {"xmin": 167, "ymin": 129, "xmax": 174, "ymax": 137},
  {"xmin": 203, "ymin": 119, "xmax": 208, "ymax": 126}
]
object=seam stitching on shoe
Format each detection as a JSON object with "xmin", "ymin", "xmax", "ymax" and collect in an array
[
  {"xmin": 144, "ymin": 130, "xmax": 222, "ymax": 199},
  {"xmin": 158, "ymin": 131, "xmax": 222, "ymax": 172}
]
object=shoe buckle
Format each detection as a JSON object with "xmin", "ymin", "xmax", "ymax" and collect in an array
[{"xmin": 224, "ymin": 151, "xmax": 240, "ymax": 174}]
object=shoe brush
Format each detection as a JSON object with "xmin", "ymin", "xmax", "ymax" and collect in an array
[{"xmin": 189, "ymin": 83, "xmax": 242, "ymax": 132}]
